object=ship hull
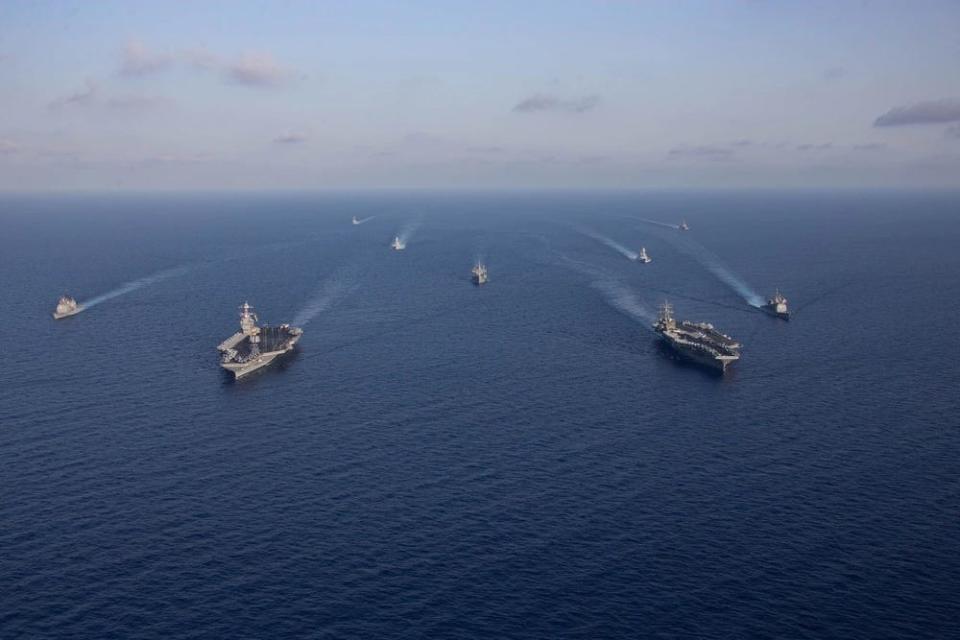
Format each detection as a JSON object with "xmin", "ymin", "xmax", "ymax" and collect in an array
[
  {"xmin": 52, "ymin": 307, "xmax": 83, "ymax": 320},
  {"xmin": 761, "ymin": 306, "xmax": 789, "ymax": 320},
  {"xmin": 657, "ymin": 336, "xmax": 737, "ymax": 374}
]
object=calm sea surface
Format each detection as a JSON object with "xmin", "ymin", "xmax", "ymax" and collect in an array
[{"xmin": 2, "ymin": 191, "xmax": 959, "ymax": 639}]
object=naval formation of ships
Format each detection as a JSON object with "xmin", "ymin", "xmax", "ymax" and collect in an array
[{"xmin": 52, "ymin": 217, "xmax": 790, "ymax": 378}]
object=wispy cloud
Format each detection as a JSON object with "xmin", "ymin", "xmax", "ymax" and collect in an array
[
  {"xmin": 274, "ymin": 132, "xmax": 307, "ymax": 144},
  {"xmin": 874, "ymin": 99, "xmax": 960, "ymax": 127},
  {"xmin": 512, "ymin": 94, "xmax": 600, "ymax": 114},
  {"xmin": 667, "ymin": 145, "xmax": 734, "ymax": 161},
  {"xmin": 946, "ymin": 125, "xmax": 960, "ymax": 139},
  {"xmin": 852, "ymin": 143, "xmax": 887, "ymax": 151},
  {"xmin": 184, "ymin": 48, "xmax": 291, "ymax": 87},
  {"xmin": 120, "ymin": 40, "xmax": 173, "ymax": 76},
  {"xmin": 0, "ymin": 139, "xmax": 19, "ymax": 154},
  {"xmin": 796, "ymin": 142, "xmax": 833, "ymax": 151},
  {"xmin": 49, "ymin": 79, "xmax": 98, "ymax": 110}
]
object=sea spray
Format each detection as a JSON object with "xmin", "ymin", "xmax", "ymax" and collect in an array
[
  {"xmin": 353, "ymin": 216, "xmax": 375, "ymax": 225},
  {"xmin": 669, "ymin": 235, "xmax": 764, "ymax": 307},
  {"xmin": 292, "ymin": 266, "xmax": 361, "ymax": 327},
  {"xmin": 81, "ymin": 266, "xmax": 191, "ymax": 309},
  {"xmin": 579, "ymin": 228, "xmax": 639, "ymax": 261}
]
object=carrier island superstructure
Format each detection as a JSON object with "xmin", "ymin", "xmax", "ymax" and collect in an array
[
  {"xmin": 217, "ymin": 302, "xmax": 303, "ymax": 378},
  {"xmin": 653, "ymin": 302, "xmax": 740, "ymax": 374}
]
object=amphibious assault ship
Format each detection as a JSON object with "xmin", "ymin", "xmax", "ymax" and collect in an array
[
  {"xmin": 653, "ymin": 302, "xmax": 740, "ymax": 374},
  {"xmin": 391, "ymin": 236, "xmax": 406, "ymax": 250},
  {"xmin": 217, "ymin": 302, "xmax": 303, "ymax": 379},
  {"xmin": 472, "ymin": 263, "xmax": 488, "ymax": 285},
  {"xmin": 762, "ymin": 290, "xmax": 789, "ymax": 320},
  {"xmin": 637, "ymin": 247, "xmax": 652, "ymax": 263},
  {"xmin": 52, "ymin": 295, "xmax": 82, "ymax": 319}
]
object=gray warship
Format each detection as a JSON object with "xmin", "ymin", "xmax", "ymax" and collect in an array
[
  {"xmin": 217, "ymin": 302, "xmax": 303, "ymax": 379},
  {"xmin": 637, "ymin": 247, "xmax": 652, "ymax": 263},
  {"xmin": 653, "ymin": 302, "xmax": 740, "ymax": 374},
  {"xmin": 53, "ymin": 295, "xmax": 83, "ymax": 319},
  {"xmin": 472, "ymin": 263, "xmax": 488, "ymax": 285},
  {"xmin": 762, "ymin": 289, "xmax": 789, "ymax": 320}
]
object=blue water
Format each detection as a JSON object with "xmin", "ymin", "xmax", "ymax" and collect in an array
[{"xmin": 2, "ymin": 191, "xmax": 959, "ymax": 639}]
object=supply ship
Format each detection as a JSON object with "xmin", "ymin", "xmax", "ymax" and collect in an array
[
  {"xmin": 762, "ymin": 290, "xmax": 789, "ymax": 320},
  {"xmin": 52, "ymin": 295, "xmax": 83, "ymax": 319},
  {"xmin": 653, "ymin": 302, "xmax": 740, "ymax": 374},
  {"xmin": 217, "ymin": 302, "xmax": 303, "ymax": 379},
  {"xmin": 472, "ymin": 263, "xmax": 488, "ymax": 285},
  {"xmin": 637, "ymin": 247, "xmax": 652, "ymax": 263}
]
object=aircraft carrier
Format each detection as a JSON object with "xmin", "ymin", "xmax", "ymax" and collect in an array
[
  {"xmin": 217, "ymin": 302, "xmax": 303, "ymax": 378},
  {"xmin": 653, "ymin": 302, "xmax": 740, "ymax": 374}
]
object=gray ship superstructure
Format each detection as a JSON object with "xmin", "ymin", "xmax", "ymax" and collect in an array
[
  {"xmin": 52, "ymin": 295, "xmax": 82, "ymax": 319},
  {"xmin": 472, "ymin": 263, "xmax": 488, "ymax": 285},
  {"xmin": 217, "ymin": 302, "xmax": 303, "ymax": 378},
  {"xmin": 653, "ymin": 302, "xmax": 740, "ymax": 374},
  {"xmin": 762, "ymin": 289, "xmax": 789, "ymax": 320}
]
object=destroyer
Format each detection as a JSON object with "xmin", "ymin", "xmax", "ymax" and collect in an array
[
  {"xmin": 472, "ymin": 263, "xmax": 488, "ymax": 285},
  {"xmin": 762, "ymin": 289, "xmax": 789, "ymax": 320},
  {"xmin": 637, "ymin": 247, "xmax": 652, "ymax": 264},
  {"xmin": 653, "ymin": 302, "xmax": 740, "ymax": 374},
  {"xmin": 391, "ymin": 236, "xmax": 406, "ymax": 250},
  {"xmin": 52, "ymin": 295, "xmax": 83, "ymax": 319},
  {"xmin": 679, "ymin": 220, "xmax": 690, "ymax": 231},
  {"xmin": 217, "ymin": 302, "xmax": 303, "ymax": 379}
]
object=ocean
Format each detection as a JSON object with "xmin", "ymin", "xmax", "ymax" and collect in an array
[{"xmin": 2, "ymin": 190, "xmax": 959, "ymax": 639}]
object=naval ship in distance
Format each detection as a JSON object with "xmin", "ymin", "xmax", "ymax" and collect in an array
[
  {"xmin": 762, "ymin": 289, "xmax": 789, "ymax": 320},
  {"xmin": 637, "ymin": 247, "xmax": 652, "ymax": 263},
  {"xmin": 53, "ymin": 295, "xmax": 82, "ymax": 319},
  {"xmin": 653, "ymin": 302, "xmax": 740, "ymax": 374},
  {"xmin": 472, "ymin": 263, "xmax": 488, "ymax": 285},
  {"xmin": 217, "ymin": 302, "xmax": 303, "ymax": 378},
  {"xmin": 391, "ymin": 236, "xmax": 406, "ymax": 250}
]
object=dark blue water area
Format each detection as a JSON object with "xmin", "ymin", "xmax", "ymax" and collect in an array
[{"xmin": 1, "ymin": 190, "xmax": 959, "ymax": 639}]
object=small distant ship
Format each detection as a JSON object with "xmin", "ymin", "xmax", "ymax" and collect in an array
[
  {"xmin": 637, "ymin": 247, "xmax": 652, "ymax": 263},
  {"xmin": 679, "ymin": 220, "xmax": 690, "ymax": 231},
  {"xmin": 217, "ymin": 302, "xmax": 303, "ymax": 379},
  {"xmin": 352, "ymin": 216, "xmax": 360, "ymax": 225},
  {"xmin": 653, "ymin": 302, "xmax": 740, "ymax": 374},
  {"xmin": 52, "ymin": 295, "xmax": 82, "ymax": 319},
  {"xmin": 472, "ymin": 263, "xmax": 488, "ymax": 285},
  {"xmin": 391, "ymin": 236, "xmax": 406, "ymax": 251},
  {"xmin": 762, "ymin": 289, "xmax": 790, "ymax": 320}
]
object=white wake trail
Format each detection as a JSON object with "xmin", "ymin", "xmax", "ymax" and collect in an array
[
  {"xmin": 353, "ymin": 216, "xmax": 375, "ymax": 225},
  {"xmin": 81, "ymin": 266, "xmax": 191, "ymax": 309},
  {"xmin": 292, "ymin": 266, "xmax": 361, "ymax": 327},
  {"xmin": 637, "ymin": 218, "xmax": 680, "ymax": 230},
  {"xmin": 580, "ymin": 228, "xmax": 639, "ymax": 261},
  {"xmin": 671, "ymin": 236, "xmax": 764, "ymax": 307}
]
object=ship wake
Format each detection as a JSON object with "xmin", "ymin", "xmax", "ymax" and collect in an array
[
  {"xmin": 670, "ymin": 236, "xmax": 764, "ymax": 307},
  {"xmin": 292, "ymin": 265, "xmax": 361, "ymax": 327},
  {"xmin": 81, "ymin": 266, "xmax": 191, "ymax": 309},
  {"xmin": 554, "ymin": 250, "xmax": 655, "ymax": 327},
  {"xmin": 397, "ymin": 219, "xmax": 422, "ymax": 245},
  {"xmin": 637, "ymin": 218, "xmax": 680, "ymax": 230},
  {"xmin": 353, "ymin": 216, "xmax": 375, "ymax": 225},
  {"xmin": 579, "ymin": 228, "xmax": 639, "ymax": 261}
]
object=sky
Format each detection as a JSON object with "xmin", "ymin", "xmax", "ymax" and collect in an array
[{"xmin": 1, "ymin": 0, "xmax": 959, "ymax": 190}]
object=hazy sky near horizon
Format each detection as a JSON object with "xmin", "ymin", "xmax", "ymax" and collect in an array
[{"xmin": 1, "ymin": 0, "xmax": 959, "ymax": 190}]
